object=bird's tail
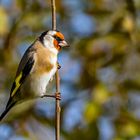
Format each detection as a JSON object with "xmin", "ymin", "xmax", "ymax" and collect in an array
[{"xmin": 0, "ymin": 101, "xmax": 16, "ymax": 121}]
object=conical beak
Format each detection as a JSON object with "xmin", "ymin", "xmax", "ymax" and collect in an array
[{"xmin": 59, "ymin": 40, "xmax": 70, "ymax": 47}]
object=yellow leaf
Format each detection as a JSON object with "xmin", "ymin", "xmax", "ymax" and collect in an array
[
  {"xmin": 121, "ymin": 122, "xmax": 138, "ymax": 137},
  {"xmin": 122, "ymin": 15, "xmax": 134, "ymax": 33},
  {"xmin": 0, "ymin": 6, "xmax": 9, "ymax": 35},
  {"xmin": 84, "ymin": 102, "xmax": 100, "ymax": 123},
  {"xmin": 93, "ymin": 84, "xmax": 111, "ymax": 104}
]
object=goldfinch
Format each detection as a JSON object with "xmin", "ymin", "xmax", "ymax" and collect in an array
[{"xmin": 0, "ymin": 30, "xmax": 69, "ymax": 121}]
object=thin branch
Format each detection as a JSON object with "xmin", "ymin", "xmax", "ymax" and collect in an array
[
  {"xmin": 55, "ymin": 72, "xmax": 61, "ymax": 140},
  {"xmin": 51, "ymin": 1, "xmax": 61, "ymax": 140},
  {"xmin": 51, "ymin": 0, "xmax": 56, "ymax": 30}
]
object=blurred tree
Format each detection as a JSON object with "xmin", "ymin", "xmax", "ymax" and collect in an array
[{"xmin": 0, "ymin": 0, "xmax": 140, "ymax": 140}]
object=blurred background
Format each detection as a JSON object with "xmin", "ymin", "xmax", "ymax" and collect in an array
[{"xmin": 0, "ymin": 0, "xmax": 140, "ymax": 140}]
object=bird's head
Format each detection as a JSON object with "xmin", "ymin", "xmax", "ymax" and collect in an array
[{"xmin": 39, "ymin": 30, "xmax": 69, "ymax": 53}]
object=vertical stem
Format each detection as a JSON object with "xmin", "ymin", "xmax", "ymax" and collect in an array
[
  {"xmin": 55, "ymin": 72, "xmax": 60, "ymax": 140},
  {"xmin": 51, "ymin": 0, "xmax": 56, "ymax": 30},
  {"xmin": 51, "ymin": 0, "xmax": 60, "ymax": 140}
]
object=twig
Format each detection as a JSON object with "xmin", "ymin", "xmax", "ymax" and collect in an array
[
  {"xmin": 55, "ymin": 72, "xmax": 61, "ymax": 140},
  {"xmin": 51, "ymin": 0, "xmax": 61, "ymax": 140},
  {"xmin": 51, "ymin": 0, "xmax": 56, "ymax": 30}
]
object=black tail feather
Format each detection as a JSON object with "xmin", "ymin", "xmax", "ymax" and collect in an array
[{"xmin": 0, "ymin": 102, "xmax": 16, "ymax": 121}]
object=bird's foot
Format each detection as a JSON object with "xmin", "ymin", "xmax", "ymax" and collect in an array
[
  {"xmin": 57, "ymin": 62, "xmax": 61, "ymax": 69},
  {"xmin": 41, "ymin": 93, "xmax": 61, "ymax": 100},
  {"xmin": 55, "ymin": 92, "xmax": 61, "ymax": 100}
]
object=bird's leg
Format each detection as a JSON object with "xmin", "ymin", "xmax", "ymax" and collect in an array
[
  {"xmin": 41, "ymin": 92, "xmax": 61, "ymax": 100},
  {"xmin": 55, "ymin": 92, "xmax": 61, "ymax": 100},
  {"xmin": 57, "ymin": 62, "xmax": 61, "ymax": 69}
]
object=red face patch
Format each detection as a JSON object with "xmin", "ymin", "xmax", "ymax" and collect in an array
[
  {"xmin": 53, "ymin": 39, "xmax": 61, "ymax": 51},
  {"xmin": 56, "ymin": 32, "xmax": 64, "ymax": 40}
]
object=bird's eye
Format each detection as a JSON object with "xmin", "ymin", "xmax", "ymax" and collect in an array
[{"xmin": 54, "ymin": 35, "xmax": 63, "ymax": 42}]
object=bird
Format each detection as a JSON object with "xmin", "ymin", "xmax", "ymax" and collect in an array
[{"xmin": 0, "ymin": 30, "xmax": 69, "ymax": 121}]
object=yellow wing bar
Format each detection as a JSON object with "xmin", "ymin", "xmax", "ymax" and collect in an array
[{"xmin": 11, "ymin": 72, "xmax": 23, "ymax": 97}]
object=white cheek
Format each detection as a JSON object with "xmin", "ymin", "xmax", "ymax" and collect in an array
[
  {"xmin": 43, "ymin": 37, "xmax": 58, "ymax": 54},
  {"xmin": 44, "ymin": 38, "xmax": 53, "ymax": 48}
]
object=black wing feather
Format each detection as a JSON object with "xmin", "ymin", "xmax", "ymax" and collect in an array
[{"xmin": 0, "ymin": 55, "xmax": 34, "ymax": 121}]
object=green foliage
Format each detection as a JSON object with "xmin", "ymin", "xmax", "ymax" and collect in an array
[{"xmin": 0, "ymin": 0, "xmax": 140, "ymax": 139}]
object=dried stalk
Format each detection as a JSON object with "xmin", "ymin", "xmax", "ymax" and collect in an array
[
  {"xmin": 51, "ymin": 0, "xmax": 61, "ymax": 140},
  {"xmin": 51, "ymin": 0, "xmax": 56, "ymax": 30}
]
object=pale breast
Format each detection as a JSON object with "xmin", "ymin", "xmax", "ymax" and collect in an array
[
  {"xmin": 21, "ymin": 66, "xmax": 57, "ymax": 98},
  {"xmin": 20, "ymin": 40, "xmax": 58, "ymax": 99},
  {"xmin": 31, "ymin": 66, "xmax": 57, "ymax": 96}
]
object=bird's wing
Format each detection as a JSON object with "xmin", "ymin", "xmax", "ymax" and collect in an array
[
  {"xmin": 0, "ymin": 46, "xmax": 36, "ymax": 120},
  {"xmin": 10, "ymin": 45, "xmax": 36, "ymax": 98}
]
